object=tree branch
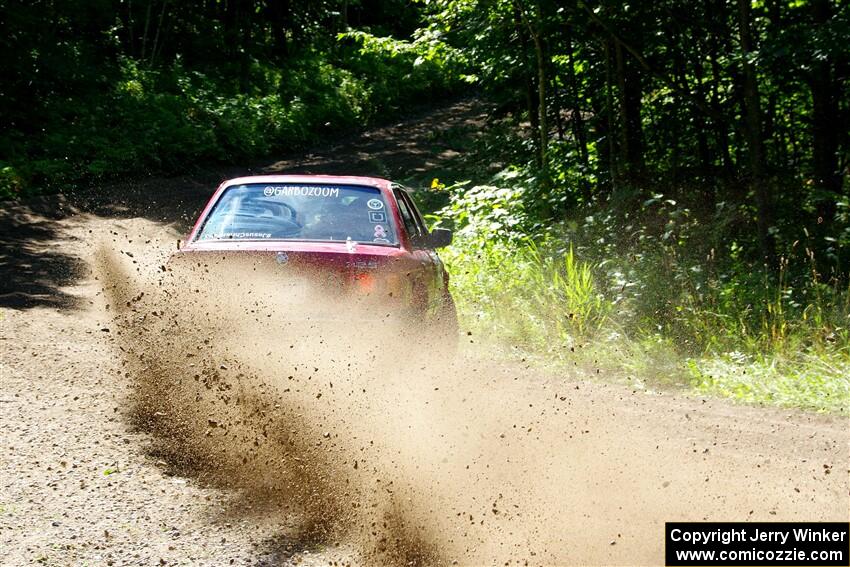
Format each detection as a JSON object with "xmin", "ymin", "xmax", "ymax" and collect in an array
[{"xmin": 579, "ymin": 1, "xmax": 724, "ymax": 124}]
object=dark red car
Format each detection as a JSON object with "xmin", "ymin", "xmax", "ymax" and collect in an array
[{"xmin": 174, "ymin": 175, "xmax": 457, "ymax": 336}]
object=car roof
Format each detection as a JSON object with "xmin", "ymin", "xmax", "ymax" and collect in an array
[{"xmin": 221, "ymin": 174, "xmax": 394, "ymax": 191}]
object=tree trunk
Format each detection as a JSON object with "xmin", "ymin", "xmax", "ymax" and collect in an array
[
  {"xmin": 141, "ymin": 0, "xmax": 152, "ymax": 61},
  {"xmin": 566, "ymin": 35, "xmax": 591, "ymax": 201},
  {"xmin": 809, "ymin": 0, "xmax": 842, "ymax": 223},
  {"xmin": 534, "ymin": 35, "xmax": 550, "ymax": 188},
  {"xmin": 514, "ymin": 4, "xmax": 540, "ymax": 168},
  {"xmin": 521, "ymin": 2, "xmax": 550, "ymax": 190},
  {"xmin": 692, "ymin": 56, "xmax": 712, "ymax": 173},
  {"xmin": 737, "ymin": 0, "xmax": 775, "ymax": 264},
  {"xmin": 602, "ymin": 37, "xmax": 619, "ymax": 192},
  {"xmin": 526, "ymin": 72, "xmax": 539, "ymax": 141},
  {"xmin": 554, "ymin": 75, "xmax": 565, "ymax": 142},
  {"xmin": 224, "ymin": 0, "xmax": 237, "ymax": 58},
  {"xmin": 706, "ymin": 0, "xmax": 733, "ymax": 175},
  {"xmin": 239, "ymin": 0, "xmax": 252, "ymax": 92},
  {"xmin": 615, "ymin": 41, "xmax": 644, "ymax": 181},
  {"xmin": 127, "ymin": 0, "xmax": 135, "ymax": 57},
  {"xmin": 149, "ymin": 0, "xmax": 169, "ymax": 67},
  {"xmin": 268, "ymin": 0, "xmax": 290, "ymax": 59}
]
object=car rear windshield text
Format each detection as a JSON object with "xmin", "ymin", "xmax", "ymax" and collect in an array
[{"xmin": 196, "ymin": 184, "xmax": 398, "ymax": 245}]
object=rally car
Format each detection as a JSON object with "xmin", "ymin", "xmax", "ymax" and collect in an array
[{"xmin": 174, "ymin": 175, "xmax": 457, "ymax": 335}]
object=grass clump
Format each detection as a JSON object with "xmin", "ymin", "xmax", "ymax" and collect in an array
[
  {"xmin": 431, "ymin": 176, "xmax": 850, "ymax": 415},
  {"xmin": 443, "ymin": 239, "xmax": 608, "ymax": 352},
  {"xmin": 688, "ymin": 354, "xmax": 849, "ymax": 414}
]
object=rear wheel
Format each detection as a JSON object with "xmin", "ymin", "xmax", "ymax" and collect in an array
[
  {"xmin": 428, "ymin": 294, "xmax": 458, "ymax": 357},
  {"xmin": 396, "ymin": 292, "xmax": 458, "ymax": 364}
]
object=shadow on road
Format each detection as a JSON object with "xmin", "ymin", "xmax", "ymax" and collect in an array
[
  {"xmin": 0, "ymin": 197, "xmax": 88, "ymax": 309},
  {"xmin": 0, "ymin": 177, "xmax": 221, "ymax": 310}
]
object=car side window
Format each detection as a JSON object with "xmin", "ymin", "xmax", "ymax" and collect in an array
[
  {"xmin": 394, "ymin": 189, "xmax": 421, "ymax": 240},
  {"xmin": 400, "ymin": 190, "xmax": 430, "ymax": 236}
]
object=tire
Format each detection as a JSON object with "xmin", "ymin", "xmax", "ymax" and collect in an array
[{"xmin": 429, "ymin": 293, "xmax": 459, "ymax": 357}]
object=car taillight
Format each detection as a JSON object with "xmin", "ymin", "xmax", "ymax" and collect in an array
[
  {"xmin": 351, "ymin": 272, "xmax": 404, "ymax": 300},
  {"xmin": 353, "ymin": 272, "xmax": 375, "ymax": 294}
]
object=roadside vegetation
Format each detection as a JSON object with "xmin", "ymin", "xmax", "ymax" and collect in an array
[
  {"xmin": 420, "ymin": 0, "xmax": 849, "ymax": 413},
  {"xmin": 434, "ymin": 175, "xmax": 849, "ymax": 413},
  {"xmin": 0, "ymin": 1, "xmax": 466, "ymax": 198},
  {"xmin": 2, "ymin": 1, "xmax": 847, "ymax": 412}
]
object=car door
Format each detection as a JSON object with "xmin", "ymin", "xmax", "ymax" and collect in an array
[
  {"xmin": 394, "ymin": 188, "xmax": 445, "ymax": 312},
  {"xmin": 392, "ymin": 188, "xmax": 432, "ymax": 312}
]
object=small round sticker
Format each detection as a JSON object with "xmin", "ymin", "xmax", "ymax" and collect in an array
[{"xmin": 367, "ymin": 199, "xmax": 384, "ymax": 210}]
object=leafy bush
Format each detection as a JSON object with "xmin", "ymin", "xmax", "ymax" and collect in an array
[
  {"xmin": 436, "ymin": 179, "xmax": 610, "ymax": 350},
  {"xmin": 0, "ymin": 164, "xmax": 24, "ymax": 200},
  {"xmin": 434, "ymin": 169, "xmax": 850, "ymax": 414},
  {"xmin": 442, "ymin": 237, "xmax": 609, "ymax": 350},
  {"xmin": 3, "ymin": 30, "xmax": 466, "ymax": 198},
  {"xmin": 337, "ymin": 29, "xmax": 468, "ymax": 115}
]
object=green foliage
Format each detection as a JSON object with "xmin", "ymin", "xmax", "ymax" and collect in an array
[
  {"xmin": 437, "ymin": 179, "xmax": 609, "ymax": 349},
  {"xmin": 337, "ymin": 29, "xmax": 468, "ymax": 115},
  {"xmin": 434, "ymin": 177, "xmax": 531, "ymax": 240},
  {"xmin": 0, "ymin": 1, "xmax": 466, "ymax": 198},
  {"xmin": 0, "ymin": 164, "xmax": 24, "ymax": 200},
  {"xmin": 436, "ymin": 168, "xmax": 850, "ymax": 413},
  {"xmin": 441, "ymin": 236, "xmax": 609, "ymax": 351},
  {"xmin": 568, "ymin": 201, "xmax": 850, "ymax": 357},
  {"xmin": 688, "ymin": 353, "xmax": 849, "ymax": 414},
  {"xmin": 425, "ymin": 0, "xmax": 850, "ymax": 270}
]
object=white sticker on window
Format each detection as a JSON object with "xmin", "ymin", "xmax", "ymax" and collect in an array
[{"xmin": 263, "ymin": 186, "xmax": 341, "ymax": 198}]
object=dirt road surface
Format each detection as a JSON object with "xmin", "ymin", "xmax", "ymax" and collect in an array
[{"xmin": 2, "ymin": 101, "xmax": 848, "ymax": 566}]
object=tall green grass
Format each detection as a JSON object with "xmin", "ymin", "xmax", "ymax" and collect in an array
[
  {"xmin": 442, "ymin": 239, "xmax": 608, "ymax": 351},
  {"xmin": 687, "ymin": 353, "xmax": 849, "ymax": 414},
  {"xmin": 434, "ymin": 182, "xmax": 850, "ymax": 415}
]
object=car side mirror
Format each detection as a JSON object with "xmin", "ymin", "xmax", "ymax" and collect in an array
[{"xmin": 426, "ymin": 228, "xmax": 453, "ymax": 248}]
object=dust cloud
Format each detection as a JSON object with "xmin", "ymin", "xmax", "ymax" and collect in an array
[{"xmin": 96, "ymin": 242, "xmax": 849, "ymax": 566}]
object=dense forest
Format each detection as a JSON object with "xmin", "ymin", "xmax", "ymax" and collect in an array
[
  {"xmin": 423, "ymin": 0, "xmax": 849, "ymax": 268},
  {"xmin": 2, "ymin": 0, "xmax": 848, "ymax": 410},
  {"xmin": 0, "ymin": 0, "xmax": 466, "ymax": 195}
]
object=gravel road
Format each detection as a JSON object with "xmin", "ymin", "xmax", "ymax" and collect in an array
[{"xmin": 1, "ymin": 101, "xmax": 847, "ymax": 566}]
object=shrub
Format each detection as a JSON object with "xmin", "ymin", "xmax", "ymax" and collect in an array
[
  {"xmin": 434, "ymin": 171, "xmax": 850, "ymax": 413},
  {"xmin": 3, "ymin": 31, "xmax": 466, "ymax": 199}
]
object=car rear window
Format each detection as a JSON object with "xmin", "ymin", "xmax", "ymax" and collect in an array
[{"xmin": 196, "ymin": 183, "xmax": 398, "ymax": 245}]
